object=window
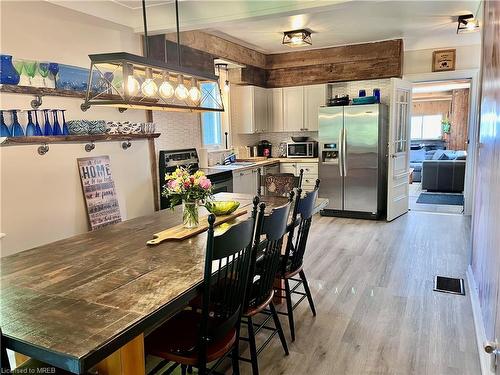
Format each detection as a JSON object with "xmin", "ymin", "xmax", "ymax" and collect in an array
[
  {"xmin": 411, "ymin": 114, "xmax": 443, "ymax": 140},
  {"xmin": 201, "ymin": 82, "xmax": 222, "ymax": 147}
]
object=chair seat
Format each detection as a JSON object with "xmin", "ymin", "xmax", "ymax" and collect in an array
[
  {"xmin": 245, "ymin": 288, "xmax": 274, "ymax": 317},
  {"xmin": 279, "ymin": 255, "xmax": 303, "ymax": 279},
  {"xmin": 145, "ymin": 309, "xmax": 236, "ymax": 366},
  {"xmin": 14, "ymin": 359, "xmax": 76, "ymax": 374}
]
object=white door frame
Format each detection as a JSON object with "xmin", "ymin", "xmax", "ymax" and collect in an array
[{"xmin": 403, "ymin": 69, "xmax": 480, "ymax": 216}]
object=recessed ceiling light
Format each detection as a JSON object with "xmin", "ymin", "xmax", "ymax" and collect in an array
[
  {"xmin": 282, "ymin": 29, "xmax": 312, "ymax": 47},
  {"xmin": 457, "ymin": 14, "xmax": 479, "ymax": 34}
]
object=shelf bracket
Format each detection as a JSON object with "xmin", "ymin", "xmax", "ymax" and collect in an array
[
  {"xmin": 31, "ymin": 95, "xmax": 43, "ymax": 109},
  {"xmin": 38, "ymin": 143, "xmax": 49, "ymax": 155},
  {"xmin": 122, "ymin": 140, "xmax": 132, "ymax": 150},
  {"xmin": 85, "ymin": 141, "xmax": 95, "ymax": 152}
]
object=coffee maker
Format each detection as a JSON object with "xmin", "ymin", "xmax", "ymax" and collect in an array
[{"xmin": 257, "ymin": 140, "xmax": 272, "ymax": 157}]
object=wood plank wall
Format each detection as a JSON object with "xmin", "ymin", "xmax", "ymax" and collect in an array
[
  {"xmin": 161, "ymin": 31, "xmax": 403, "ymax": 87},
  {"xmin": 471, "ymin": 0, "xmax": 500, "ymax": 343},
  {"xmin": 449, "ymin": 89, "xmax": 470, "ymax": 151}
]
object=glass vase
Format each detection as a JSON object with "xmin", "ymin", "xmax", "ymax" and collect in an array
[
  {"xmin": 0, "ymin": 55, "xmax": 20, "ymax": 85},
  {"xmin": 182, "ymin": 200, "xmax": 199, "ymax": 229}
]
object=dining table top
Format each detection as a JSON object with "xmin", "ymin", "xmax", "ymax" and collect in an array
[{"xmin": 0, "ymin": 193, "xmax": 328, "ymax": 374}]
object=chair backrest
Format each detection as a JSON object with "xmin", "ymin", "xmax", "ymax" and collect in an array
[
  {"xmin": 246, "ymin": 198, "xmax": 292, "ymax": 310},
  {"xmin": 198, "ymin": 199, "xmax": 258, "ymax": 365},
  {"xmin": 282, "ymin": 179, "xmax": 320, "ymax": 275},
  {"xmin": 257, "ymin": 169, "xmax": 303, "ymax": 197},
  {"xmin": 0, "ymin": 328, "xmax": 11, "ymax": 372}
]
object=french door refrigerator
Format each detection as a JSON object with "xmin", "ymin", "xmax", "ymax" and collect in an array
[{"xmin": 318, "ymin": 104, "xmax": 388, "ymax": 219}]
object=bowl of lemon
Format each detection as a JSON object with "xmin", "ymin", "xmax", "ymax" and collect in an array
[{"xmin": 204, "ymin": 201, "xmax": 240, "ymax": 216}]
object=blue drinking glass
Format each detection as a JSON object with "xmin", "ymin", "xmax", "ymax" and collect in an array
[
  {"xmin": 10, "ymin": 110, "xmax": 24, "ymax": 137},
  {"xmin": 373, "ymin": 88, "xmax": 381, "ymax": 103},
  {"xmin": 0, "ymin": 110, "xmax": 11, "ymax": 137},
  {"xmin": 43, "ymin": 109, "xmax": 53, "ymax": 136},
  {"xmin": 358, "ymin": 89, "xmax": 366, "ymax": 97},
  {"xmin": 26, "ymin": 110, "xmax": 36, "ymax": 136},
  {"xmin": 60, "ymin": 110, "xmax": 69, "ymax": 135},
  {"xmin": 52, "ymin": 110, "xmax": 62, "ymax": 136},
  {"xmin": 34, "ymin": 110, "xmax": 43, "ymax": 136},
  {"xmin": 48, "ymin": 63, "xmax": 59, "ymax": 86}
]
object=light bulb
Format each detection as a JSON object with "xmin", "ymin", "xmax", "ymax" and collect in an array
[
  {"xmin": 175, "ymin": 75, "xmax": 188, "ymax": 100},
  {"xmin": 141, "ymin": 78, "xmax": 158, "ymax": 97},
  {"xmin": 159, "ymin": 80, "xmax": 174, "ymax": 99},
  {"xmin": 188, "ymin": 78, "xmax": 201, "ymax": 103},
  {"xmin": 224, "ymin": 80, "xmax": 230, "ymax": 93},
  {"xmin": 125, "ymin": 75, "xmax": 140, "ymax": 96},
  {"xmin": 466, "ymin": 20, "xmax": 477, "ymax": 30}
]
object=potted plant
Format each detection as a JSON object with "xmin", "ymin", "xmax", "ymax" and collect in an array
[{"xmin": 162, "ymin": 168, "xmax": 213, "ymax": 228}]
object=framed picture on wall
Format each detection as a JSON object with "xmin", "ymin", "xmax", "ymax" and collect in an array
[{"xmin": 432, "ymin": 49, "xmax": 456, "ymax": 71}]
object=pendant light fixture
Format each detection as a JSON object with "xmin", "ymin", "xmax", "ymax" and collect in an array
[{"xmin": 81, "ymin": 0, "xmax": 223, "ymax": 113}]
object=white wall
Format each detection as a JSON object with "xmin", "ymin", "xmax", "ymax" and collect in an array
[
  {"xmin": 403, "ymin": 44, "xmax": 481, "ymax": 75},
  {"xmin": 0, "ymin": 1, "xmax": 201, "ymax": 256}
]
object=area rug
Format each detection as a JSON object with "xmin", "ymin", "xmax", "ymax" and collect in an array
[{"xmin": 416, "ymin": 192, "xmax": 464, "ymax": 206}]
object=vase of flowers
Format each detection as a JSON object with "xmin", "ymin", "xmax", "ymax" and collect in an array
[{"xmin": 162, "ymin": 167, "xmax": 213, "ymax": 228}]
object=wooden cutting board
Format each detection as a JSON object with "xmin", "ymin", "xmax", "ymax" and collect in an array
[{"xmin": 147, "ymin": 208, "xmax": 248, "ymax": 246}]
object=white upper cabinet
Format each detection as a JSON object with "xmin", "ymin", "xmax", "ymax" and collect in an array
[
  {"xmin": 283, "ymin": 86, "xmax": 304, "ymax": 132},
  {"xmin": 231, "ymin": 84, "xmax": 326, "ymax": 133},
  {"xmin": 268, "ymin": 88, "xmax": 284, "ymax": 132},
  {"xmin": 230, "ymin": 85, "xmax": 269, "ymax": 134},
  {"xmin": 304, "ymin": 84, "xmax": 327, "ymax": 131}
]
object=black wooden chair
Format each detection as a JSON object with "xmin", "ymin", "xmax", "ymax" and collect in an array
[
  {"xmin": 239, "ymin": 196, "xmax": 293, "ymax": 375},
  {"xmin": 275, "ymin": 180, "xmax": 320, "ymax": 341},
  {"xmin": 1, "ymin": 328, "xmax": 94, "ymax": 374},
  {"xmin": 257, "ymin": 168, "xmax": 303, "ymax": 197},
  {"xmin": 145, "ymin": 207, "xmax": 257, "ymax": 375}
]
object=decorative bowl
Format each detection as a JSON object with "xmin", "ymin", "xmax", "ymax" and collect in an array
[
  {"xmin": 205, "ymin": 201, "xmax": 240, "ymax": 216},
  {"xmin": 67, "ymin": 120, "xmax": 89, "ymax": 135},
  {"xmin": 88, "ymin": 120, "xmax": 106, "ymax": 134},
  {"xmin": 291, "ymin": 136, "xmax": 309, "ymax": 142}
]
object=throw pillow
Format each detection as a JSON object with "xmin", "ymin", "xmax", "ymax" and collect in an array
[{"xmin": 438, "ymin": 153, "xmax": 450, "ymax": 160}]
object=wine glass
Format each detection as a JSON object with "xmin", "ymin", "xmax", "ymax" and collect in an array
[
  {"xmin": 12, "ymin": 59, "xmax": 27, "ymax": 86},
  {"xmin": 10, "ymin": 110, "xmax": 24, "ymax": 137},
  {"xmin": 26, "ymin": 110, "xmax": 36, "ymax": 136},
  {"xmin": 48, "ymin": 63, "xmax": 59, "ymax": 89},
  {"xmin": 52, "ymin": 110, "xmax": 62, "ymax": 136},
  {"xmin": 23, "ymin": 60, "xmax": 37, "ymax": 86},
  {"xmin": 43, "ymin": 109, "xmax": 53, "ymax": 136},
  {"xmin": 60, "ymin": 110, "xmax": 69, "ymax": 135},
  {"xmin": 38, "ymin": 62, "xmax": 49, "ymax": 87},
  {"xmin": 0, "ymin": 110, "xmax": 11, "ymax": 137},
  {"xmin": 34, "ymin": 110, "xmax": 43, "ymax": 136}
]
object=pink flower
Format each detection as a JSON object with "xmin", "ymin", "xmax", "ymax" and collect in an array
[
  {"xmin": 167, "ymin": 179, "xmax": 179, "ymax": 190},
  {"xmin": 199, "ymin": 176, "xmax": 212, "ymax": 190}
]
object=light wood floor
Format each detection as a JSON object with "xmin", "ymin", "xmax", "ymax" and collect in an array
[{"xmin": 238, "ymin": 211, "xmax": 479, "ymax": 375}]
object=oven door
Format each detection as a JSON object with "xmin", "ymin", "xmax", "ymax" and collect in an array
[
  {"xmin": 287, "ymin": 143, "xmax": 311, "ymax": 157},
  {"xmin": 211, "ymin": 175, "xmax": 233, "ymax": 194}
]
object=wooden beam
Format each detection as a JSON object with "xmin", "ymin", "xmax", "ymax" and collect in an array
[
  {"xmin": 228, "ymin": 65, "xmax": 267, "ymax": 87},
  {"xmin": 165, "ymin": 31, "xmax": 267, "ymax": 69},
  {"xmin": 266, "ymin": 55, "xmax": 403, "ymax": 87},
  {"xmin": 266, "ymin": 40, "xmax": 403, "ymax": 69}
]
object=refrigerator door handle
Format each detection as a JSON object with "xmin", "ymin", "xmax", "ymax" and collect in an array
[
  {"xmin": 338, "ymin": 128, "xmax": 344, "ymax": 177},
  {"xmin": 343, "ymin": 127, "xmax": 347, "ymax": 176}
]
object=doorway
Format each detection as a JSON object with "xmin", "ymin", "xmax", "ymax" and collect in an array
[{"xmin": 408, "ymin": 79, "xmax": 471, "ymax": 214}]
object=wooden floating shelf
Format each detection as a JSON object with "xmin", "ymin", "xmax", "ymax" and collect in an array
[
  {"xmin": 0, "ymin": 133, "xmax": 160, "ymax": 146},
  {"xmin": 0, "ymin": 84, "xmax": 122, "ymax": 100}
]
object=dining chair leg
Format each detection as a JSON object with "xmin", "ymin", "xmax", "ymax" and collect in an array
[
  {"xmin": 187, "ymin": 365, "xmax": 193, "ymax": 374},
  {"xmin": 284, "ymin": 278, "xmax": 295, "ymax": 342},
  {"xmin": 181, "ymin": 364, "xmax": 187, "ymax": 375},
  {"xmin": 299, "ymin": 270, "xmax": 316, "ymax": 316},
  {"xmin": 247, "ymin": 316, "xmax": 259, "ymax": 375},
  {"xmin": 231, "ymin": 344, "xmax": 240, "ymax": 375},
  {"xmin": 269, "ymin": 301, "xmax": 289, "ymax": 355}
]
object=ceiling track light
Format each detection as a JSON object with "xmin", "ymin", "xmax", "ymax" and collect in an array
[
  {"xmin": 457, "ymin": 14, "xmax": 479, "ymax": 34},
  {"xmin": 282, "ymin": 29, "xmax": 312, "ymax": 47}
]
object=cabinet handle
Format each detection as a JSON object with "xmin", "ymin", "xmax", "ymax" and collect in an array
[{"xmin": 240, "ymin": 172, "xmax": 244, "ymax": 176}]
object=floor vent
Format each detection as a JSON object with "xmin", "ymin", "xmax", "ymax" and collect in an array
[{"xmin": 433, "ymin": 276, "xmax": 465, "ymax": 295}]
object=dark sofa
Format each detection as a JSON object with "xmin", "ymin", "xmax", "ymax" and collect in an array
[{"xmin": 421, "ymin": 150, "xmax": 467, "ymax": 193}]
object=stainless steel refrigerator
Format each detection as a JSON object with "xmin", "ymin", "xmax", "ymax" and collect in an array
[{"xmin": 318, "ymin": 104, "xmax": 388, "ymax": 219}]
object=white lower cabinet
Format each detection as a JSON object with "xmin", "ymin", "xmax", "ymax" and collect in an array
[
  {"xmin": 232, "ymin": 168, "xmax": 258, "ymax": 195},
  {"xmin": 280, "ymin": 162, "xmax": 319, "ymax": 192}
]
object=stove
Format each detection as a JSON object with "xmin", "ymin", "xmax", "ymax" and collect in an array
[{"xmin": 159, "ymin": 148, "xmax": 233, "ymax": 210}]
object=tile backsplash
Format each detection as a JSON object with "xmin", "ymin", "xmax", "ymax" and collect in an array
[{"xmin": 235, "ymin": 131, "xmax": 318, "ymax": 158}]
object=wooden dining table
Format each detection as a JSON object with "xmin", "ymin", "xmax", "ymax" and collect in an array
[{"xmin": 0, "ymin": 193, "xmax": 328, "ymax": 374}]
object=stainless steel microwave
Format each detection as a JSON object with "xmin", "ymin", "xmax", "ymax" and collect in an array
[{"xmin": 286, "ymin": 142, "xmax": 318, "ymax": 158}]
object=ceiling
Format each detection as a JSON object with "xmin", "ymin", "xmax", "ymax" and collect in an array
[{"xmin": 49, "ymin": 0, "xmax": 482, "ymax": 52}]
